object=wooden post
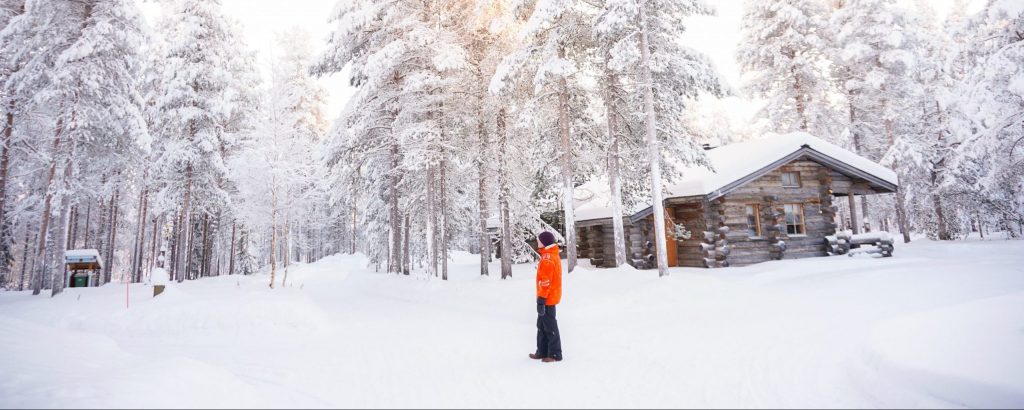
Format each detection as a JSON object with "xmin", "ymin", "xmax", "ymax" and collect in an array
[{"xmin": 848, "ymin": 194, "xmax": 859, "ymax": 234}]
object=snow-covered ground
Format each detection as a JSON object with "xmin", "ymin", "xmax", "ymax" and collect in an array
[{"xmin": 1, "ymin": 237, "xmax": 1023, "ymax": 408}]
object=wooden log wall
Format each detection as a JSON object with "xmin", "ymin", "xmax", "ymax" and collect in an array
[
  {"xmin": 627, "ymin": 221, "xmax": 644, "ymax": 268},
  {"xmin": 698, "ymin": 198, "xmax": 730, "ymax": 268},
  {"xmin": 717, "ymin": 160, "xmax": 838, "ymax": 266},
  {"xmin": 577, "ymin": 222, "xmax": 629, "ymax": 268},
  {"xmin": 575, "ymin": 159, "xmax": 858, "ymax": 269}
]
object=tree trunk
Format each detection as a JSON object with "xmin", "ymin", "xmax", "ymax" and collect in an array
[
  {"xmin": 131, "ymin": 187, "xmax": 148, "ymax": 282},
  {"xmin": 32, "ymin": 116, "xmax": 65, "ymax": 295},
  {"xmin": 848, "ymin": 194, "xmax": 859, "ymax": 234},
  {"xmin": 426, "ymin": 164, "xmax": 437, "ymax": 277},
  {"xmin": 884, "ymin": 117, "xmax": 910, "ymax": 243},
  {"xmin": 977, "ymin": 212, "xmax": 985, "ymax": 239},
  {"xmin": 499, "ymin": 196, "xmax": 512, "ymax": 280},
  {"xmin": 860, "ymin": 195, "xmax": 870, "ymax": 232},
  {"xmin": 388, "ymin": 141, "xmax": 402, "ymax": 274},
  {"xmin": 282, "ymin": 215, "xmax": 290, "ymax": 287},
  {"xmin": 51, "ymin": 160, "xmax": 74, "ymax": 297},
  {"xmin": 894, "ymin": 182, "xmax": 911, "ymax": 242},
  {"xmin": 403, "ymin": 214, "xmax": 410, "ymax": 275},
  {"xmin": 185, "ymin": 212, "xmax": 197, "ymax": 280},
  {"xmin": 269, "ymin": 173, "xmax": 278, "ymax": 289},
  {"xmin": 27, "ymin": 233, "xmax": 38, "ymax": 290},
  {"xmin": 849, "ymin": 93, "xmax": 862, "ymax": 155},
  {"xmin": 199, "ymin": 213, "xmax": 210, "ymax": 277},
  {"xmin": 639, "ymin": 7, "xmax": 670, "ymax": 277},
  {"xmin": 149, "ymin": 216, "xmax": 160, "ymax": 273},
  {"xmin": 477, "ymin": 117, "xmax": 490, "ymax": 276},
  {"xmin": 350, "ymin": 188, "xmax": 357, "ymax": 254},
  {"xmin": 793, "ymin": 65, "xmax": 808, "ymax": 132},
  {"xmin": 603, "ymin": 60, "xmax": 627, "ymax": 268},
  {"xmin": 497, "ymin": 108, "xmax": 513, "ymax": 280},
  {"xmin": 18, "ymin": 225, "xmax": 32, "ymax": 291},
  {"xmin": 228, "ymin": 221, "xmax": 236, "ymax": 275},
  {"xmin": 440, "ymin": 149, "xmax": 448, "ymax": 281},
  {"xmin": 169, "ymin": 211, "xmax": 180, "ymax": 278},
  {"xmin": 68, "ymin": 206, "xmax": 79, "ymax": 249},
  {"xmin": 557, "ymin": 45, "xmax": 577, "ymax": 273},
  {"xmin": 176, "ymin": 167, "xmax": 193, "ymax": 282},
  {"xmin": 930, "ymin": 101, "xmax": 951, "ymax": 241},
  {"xmin": 931, "ymin": 186, "xmax": 949, "ymax": 240},
  {"xmin": 82, "ymin": 203, "xmax": 91, "ymax": 248},
  {"xmin": 104, "ymin": 189, "xmax": 119, "ymax": 284},
  {"xmin": 95, "ymin": 197, "xmax": 108, "ymax": 282},
  {"xmin": 65, "ymin": 206, "xmax": 75, "ymax": 250},
  {"xmin": 0, "ymin": 99, "xmax": 15, "ymax": 282}
]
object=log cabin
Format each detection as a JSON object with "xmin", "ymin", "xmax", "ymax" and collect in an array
[{"xmin": 573, "ymin": 133, "xmax": 898, "ymax": 268}]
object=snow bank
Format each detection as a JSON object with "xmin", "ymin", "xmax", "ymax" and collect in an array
[
  {"xmin": 149, "ymin": 267, "xmax": 169, "ymax": 285},
  {"xmin": 0, "ymin": 239, "xmax": 1021, "ymax": 408},
  {"xmin": 866, "ymin": 293, "xmax": 1024, "ymax": 408}
]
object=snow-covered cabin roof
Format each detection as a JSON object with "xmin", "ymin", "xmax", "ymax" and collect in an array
[
  {"xmin": 575, "ymin": 132, "xmax": 899, "ymax": 223},
  {"xmin": 65, "ymin": 249, "xmax": 103, "ymax": 266},
  {"xmin": 573, "ymin": 177, "xmax": 647, "ymax": 223}
]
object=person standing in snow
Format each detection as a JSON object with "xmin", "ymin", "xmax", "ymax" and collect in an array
[{"xmin": 530, "ymin": 231, "xmax": 563, "ymax": 362}]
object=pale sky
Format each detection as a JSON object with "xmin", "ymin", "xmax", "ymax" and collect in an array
[{"xmin": 139, "ymin": 0, "xmax": 981, "ymax": 124}]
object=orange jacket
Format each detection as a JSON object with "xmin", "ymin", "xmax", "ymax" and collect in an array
[{"xmin": 536, "ymin": 244, "xmax": 562, "ymax": 305}]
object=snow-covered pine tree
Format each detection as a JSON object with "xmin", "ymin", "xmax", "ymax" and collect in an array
[
  {"xmin": 1, "ymin": 0, "xmax": 148, "ymax": 295},
  {"xmin": 957, "ymin": 0, "xmax": 1024, "ymax": 236},
  {"xmin": 460, "ymin": 0, "xmax": 520, "ymax": 277},
  {"xmin": 889, "ymin": 1, "xmax": 975, "ymax": 241},
  {"xmin": 595, "ymin": 0, "xmax": 727, "ymax": 275},
  {"xmin": 491, "ymin": 0, "xmax": 604, "ymax": 273},
  {"xmin": 272, "ymin": 28, "xmax": 330, "ymax": 267},
  {"xmin": 592, "ymin": 0, "xmax": 642, "ymax": 269},
  {"xmin": 149, "ymin": 0, "xmax": 258, "ymax": 283},
  {"xmin": 49, "ymin": 0, "xmax": 149, "ymax": 293},
  {"xmin": 315, "ymin": 0, "xmax": 468, "ymax": 276},
  {"xmin": 738, "ymin": 0, "xmax": 838, "ymax": 138},
  {"xmin": 831, "ymin": 0, "xmax": 920, "ymax": 240},
  {"xmin": 235, "ymin": 28, "xmax": 328, "ymax": 287}
]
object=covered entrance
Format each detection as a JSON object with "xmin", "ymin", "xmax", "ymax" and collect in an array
[{"xmin": 65, "ymin": 249, "xmax": 103, "ymax": 288}]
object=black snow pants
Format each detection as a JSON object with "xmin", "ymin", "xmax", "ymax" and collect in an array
[{"xmin": 536, "ymin": 305, "xmax": 563, "ymax": 360}]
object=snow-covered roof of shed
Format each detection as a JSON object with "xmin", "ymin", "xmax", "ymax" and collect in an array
[
  {"xmin": 574, "ymin": 132, "xmax": 899, "ymax": 222},
  {"xmin": 65, "ymin": 249, "xmax": 104, "ymax": 267},
  {"xmin": 66, "ymin": 249, "xmax": 101, "ymax": 259}
]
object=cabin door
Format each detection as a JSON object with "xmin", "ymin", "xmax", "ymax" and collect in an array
[{"xmin": 664, "ymin": 207, "xmax": 678, "ymax": 267}]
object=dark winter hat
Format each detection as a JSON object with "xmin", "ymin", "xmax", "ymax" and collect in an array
[{"xmin": 538, "ymin": 231, "xmax": 556, "ymax": 247}]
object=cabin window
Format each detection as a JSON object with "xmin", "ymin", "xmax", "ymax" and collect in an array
[
  {"xmin": 784, "ymin": 204, "xmax": 806, "ymax": 235},
  {"xmin": 781, "ymin": 171, "xmax": 801, "ymax": 187},
  {"xmin": 745, "ymin": 204, "xmax": 762, "ymax": 237}
]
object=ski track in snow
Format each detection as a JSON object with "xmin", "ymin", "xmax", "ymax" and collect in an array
[{"xmin": 1, "ymin": 238, "xmax": 1023, "ymax": 408}]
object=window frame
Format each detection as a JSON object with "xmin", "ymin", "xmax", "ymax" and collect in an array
[
  {"xmin": 745, "ymin": 204, "xmax": 763, "ymax": 237},
  {"xmin": 781, "ymin": 171, "xmax": 802, "ymax": 188},
  {"xmin": 783, "ymin": 203, "xmax": 806, "ymax": 235}
]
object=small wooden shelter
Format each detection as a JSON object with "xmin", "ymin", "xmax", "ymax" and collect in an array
[{"xmin": 65, "ymin": 249, "xmax": 103, "ymax": 288}]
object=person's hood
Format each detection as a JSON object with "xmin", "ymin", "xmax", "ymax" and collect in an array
[{"xmin": 539, "ymin": 243, "xmax": 559, "ymax": 256}]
